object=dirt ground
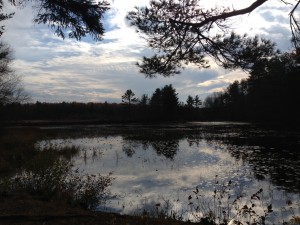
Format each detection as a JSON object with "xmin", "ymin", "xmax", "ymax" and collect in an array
[{"xmin": 0, "ymin": 194, "xmax": 201, "ymax": 225}]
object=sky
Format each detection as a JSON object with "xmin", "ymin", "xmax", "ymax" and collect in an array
[{"xmin": 1, "ymin": 0, "xmax": 295, "ymax": 103}]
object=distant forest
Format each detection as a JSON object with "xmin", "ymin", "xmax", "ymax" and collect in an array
[
  {"xmin": 1, "ymin": 0, "xmax": 300, "ymax": 128},
  {"xmin": 1, "ymin": 51, "xmax": 300, "ymax": 127},
  {"xmin": 0, "ymin": 84, "xmax": 205, "ymax": 124},
  {"xmin": 203, "ymin": 52, "xmax": 300, "ymax": 126}
]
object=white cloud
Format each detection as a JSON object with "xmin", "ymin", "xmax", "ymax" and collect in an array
[{"xmin": 0, "ymin": 0, "xmax": 293, "ymax": 103}]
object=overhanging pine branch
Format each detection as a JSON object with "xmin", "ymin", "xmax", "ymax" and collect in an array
[{"xmin": 170, "ymin": 0, "xmax": 268, "ymax": 27}]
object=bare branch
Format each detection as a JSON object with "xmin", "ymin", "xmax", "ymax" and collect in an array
[
  {"xmin": 289, "ymin": 0, "xmax": 300, "ymax": 48},
  {"xmin": 170, "ymin": 0, "xmax": 268, "ymax": 28}
]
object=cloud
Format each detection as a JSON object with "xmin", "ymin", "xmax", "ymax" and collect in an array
[
  {"xmin": 260, "ymin": 11, "xmax": 286, "ymax": 23},
  {"xmin": 0, "ymin": 0, "xmax": 292, "ymax": 103},
  {"xmin": 260, "ymin": 25, "xmax": 292, "ymax": 51},
  {"xmin": 193, "ymin": 68, "xmax": 248, "ymax": 100}
]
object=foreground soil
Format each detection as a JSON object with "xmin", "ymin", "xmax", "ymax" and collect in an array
[{"xmin": 0, "ymin": 194, "xmax": 201, "ymax": 225}]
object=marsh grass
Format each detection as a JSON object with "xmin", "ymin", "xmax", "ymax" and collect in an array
[
  {"xmin": 187, "ymin": 176, "xmax": 300, "ymax": 225},
  {"xmin": 38, "ymin": 144, "xmax": 81, "ymax": 160},
  {"xmin": 129, "ymin": 175, "xmax": 300, "ymax": 225},
  {"xmin": 0, "ymin": 128, "xmax": 41, "ymax": 177},
  {"xmin": 0, "ymin": 128, "xmax": 114, "ymax": 210},
  {"xmin": 133, "ymin": 198, "xmax": 185, "ymax": 221},
  {"xmin": 1, "ymin": 153, "xmax": 114, "ymax": 210}
]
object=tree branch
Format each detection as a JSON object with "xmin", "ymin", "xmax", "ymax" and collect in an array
[
  {"xmin": 289, "ymin": 0, "xmax": 300, "ymax": 47},
  {"xmin": 170, "ymin": 0, "xmax": 268, "ymax": 27}
]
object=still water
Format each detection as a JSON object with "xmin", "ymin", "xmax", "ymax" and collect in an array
[{"xmin": 37, "ymin": 122, "xmax": 300, "ymax": 222}]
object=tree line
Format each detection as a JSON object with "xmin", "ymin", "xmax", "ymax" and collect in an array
[
  {"xmin": 0, "ymin": 84, "xmax": 205, "ymax": 123},
  {"xmin": 1, "ymin": 50, "xmax": 300, "ymax": 126},
  {"xmin": 202, "ymin": 52, "xmax": 300, "ymax": 125},
  {"xmin": 2, "ymin": 51, "xmax": 300, "ymax": 126},
  {"xmin": 1, "ymin": 0, "xmax": 300, "ymax": 126},
  {"xmin": 122, "ymin": 84, "xmax": 204, "ymax": 120}
]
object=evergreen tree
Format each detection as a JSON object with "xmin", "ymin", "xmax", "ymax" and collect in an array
[
  {"xmin": 186, "ymin": 95, "xmax": 194, "ymax": 108},
  {"xmin": 0, "ymin": 0, "xmax": 110, "ymax": 40},
  {"xmin": 122, "ymin": 89, "xmax": 137, "ymax": 106},
  {"xmin": 127, "ymin": 0, "xmax": 300, "ymax": 76},
  {"xmin": 194, "ymin": 95, "xmax": 202, "ymax": 108},
  {"xmin": 150, "ymin": 84, "xmax": 179, "ymax": 117}
]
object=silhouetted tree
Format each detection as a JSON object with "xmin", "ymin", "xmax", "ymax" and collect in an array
[
  {"xmin": 127, "ymin": 0, "xmax": 298, "ymax": 76},
  {"xmin": 150, "ymin": 84, "xmax": 179, "ymax": 117},
  {"xmin": 0, "ymin": 1, "xmax": 14, "ymax": 36},
  {"xmin": 0, "ymin": 0, "xmax": 110, "ymax": 40},
  {"xmin": 150, "ymin": 88, "xmax": 162, "ymax": 108},
  {"xmin": 295, "ymin": 48, "xmax": 300, "ymax": 64},
  {"xmin": 161, "ymin": 84, "xmax": 179, "ymax": 113},
  {"xmin": 0, "ymin": 0, "xmax": 110, "ymax": 108},
  {"xmin": 186, "ymin": 95, "xmax": 194, "ymax": 108},
  {"xmin": 194, "ymin": 95, "xmax": 202, "ymax": 108},
  {"xmin": 204, "ymin": 51, "xmax": 300, "ymax": 123},
  {"xmin": 225, "ymin": 81, "xmax": 244, "ymax": 106},
  {"xmin": 122, "ymin": 89, "xmax": 137, "ymax": 106},
  {"xmin": 0, "ymin": 42, "xmax": 29, "ymax": 105},
  {"xmin": 204, "ymin": 92, "xmax": 225, "ymax": 109},
  {"xmin": 139, "ymin": 94, "xmax": 149, "ymax": 106}
]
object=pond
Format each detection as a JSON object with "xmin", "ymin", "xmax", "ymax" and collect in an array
[{"xmin": 36, "ymin": 122, "xmax": 300, "ymax": 222}]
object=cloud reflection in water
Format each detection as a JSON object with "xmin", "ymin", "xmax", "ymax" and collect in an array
[{"xmin": 36, "ymin": 126, "xmax": 300, "ymax": 222}]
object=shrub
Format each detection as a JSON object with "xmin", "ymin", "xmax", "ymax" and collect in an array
[
  {"xmin": 66, "ymin": 172, "xmax": 114, "ymax": 210},
  {"xmin": 1, "ymin": 151, "xmax": 114, "ymax": 210}
]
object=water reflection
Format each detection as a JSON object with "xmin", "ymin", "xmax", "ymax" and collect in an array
[
  {"xmin": 213, "ymin": 133, "xmax": 300, "ymax": 193},
  {"xmin": 122, "ymin": 139, "xmax": 180, "ymax": 159},
  {"xmin": 36, "ymin": 123, "xmax": 300, "ymax": 222}
]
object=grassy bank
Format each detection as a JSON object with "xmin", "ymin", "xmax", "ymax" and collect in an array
[{"xmin": 0, "ymin": 128, "xmax": 201, "ymax": 225}]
